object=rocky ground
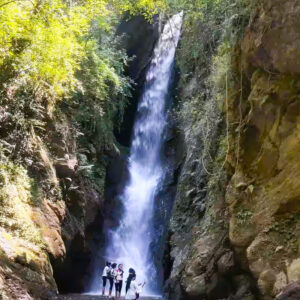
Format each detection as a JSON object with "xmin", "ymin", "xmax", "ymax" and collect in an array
[{"xmin": 54, "ymin": 296, "xmax": 162, "ymax": 300}]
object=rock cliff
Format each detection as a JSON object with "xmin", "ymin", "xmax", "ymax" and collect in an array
[
  {"xmin": 0, "ymin": 102, "xmax": 107, "ymax": 299},
  {"xmin": 228, "ymin": 0, "xmax": 300, "ymax": 298},
  {"xmin": 165, "ymin": 0, "xmax": 300, "ymax": 299}
]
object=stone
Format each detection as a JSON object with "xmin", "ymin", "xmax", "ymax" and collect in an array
[
  {"xmin": 233, "ymin": 274, "xmax": 256, "ymax": 300},
  {"xmin": 257, "ymin": 269, "xmax": 276, "ymax": 296},
  {"xmin": 226, "ymin": 2, "xmax": 300, "ymax": 293},
  {"xmin": 287, "ymin": 259, "xmax": 300, "ymax": 283},
  {"xmin": 217, "ymin": 251, "xmax": 235, "ymax": 275},
  {"xmin": 185, "ymin": 274, "xmax": 207, "ymax": 297},
  {"xmin": 273, "ymin": 272, "xmax": 288, "ymax": 296},
  {"xmin": 54, "ymin": 157, "xmax": 78, "ymax": 178},
  {"xmin": 277, "ymin": 281, "xmax": 300, "ymax": 300},
  {"xmin": 242, "ymin": 0, "xmax": 300, "ymax": 75}
]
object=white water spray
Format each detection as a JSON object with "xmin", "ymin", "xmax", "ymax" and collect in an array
[{"xmin": 90, "ymin": 12, "xmax": 183, "ymax": 295}]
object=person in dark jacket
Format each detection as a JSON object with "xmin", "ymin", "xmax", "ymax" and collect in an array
[{"xmin": 108, "ymin": 263, "xmax": 117, "ymax": 298}]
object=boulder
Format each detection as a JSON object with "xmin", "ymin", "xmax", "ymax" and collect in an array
[{"xmin": 277, "ymin": 281, "xmax": 300, "ymax": 300}]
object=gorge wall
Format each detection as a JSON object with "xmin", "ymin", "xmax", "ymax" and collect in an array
[{"xmin": 165, "ymin": 0, "xmax": 300, "ymax": 299}]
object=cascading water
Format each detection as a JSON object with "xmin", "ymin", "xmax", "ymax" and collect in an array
[{"xmin": 89, "ymin": 12, "xmax": 183, "ymax": 295}]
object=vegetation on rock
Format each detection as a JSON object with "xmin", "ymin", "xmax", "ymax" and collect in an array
[{"xmin": 166, "ymin": 0, "xmax": 300, "ymax": 299}]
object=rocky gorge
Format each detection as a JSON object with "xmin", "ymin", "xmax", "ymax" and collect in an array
[{"xmin": 1, "ymin": 0, "xmax": 300, "ymax": 300}]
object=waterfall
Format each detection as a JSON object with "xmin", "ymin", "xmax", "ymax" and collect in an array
[{"xmin": 89, "ymin": 12, "xmax": 183, "ymax": 295}]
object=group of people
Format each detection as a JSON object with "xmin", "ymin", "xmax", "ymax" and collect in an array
[{"xmin": 102, "ymin": 262, "xmax": 146, "ymax": 300}]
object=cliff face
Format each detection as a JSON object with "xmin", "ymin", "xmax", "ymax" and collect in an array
[
  {"xmin": 166, "ymin": 0, "xmax": 300, "ymax": 299},
  {"xmin": 0, "ymin": 103, "xmax": 107, "ymax": 299},
  {"xmin": 228, "ymin": 0, "xmax": 300, "ymax": 298}
]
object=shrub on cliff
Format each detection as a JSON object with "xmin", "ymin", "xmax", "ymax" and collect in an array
[
  {"xmin": 0, "ymin": 0, "xmax": 166, "ymax": 162},
  {"xmin": 0, "ymin": 0, "xmax": 164, "ymax": 110}
]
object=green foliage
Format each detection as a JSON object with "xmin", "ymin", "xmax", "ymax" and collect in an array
[
  {"xmin": 236, "ymin": 208, "xmax": 253, "ymax": 225},
  {"xmin": 210, "ymin": 40, "xmax": 232, "ymax": 102},
  {"xmin": 0, "ymin": 1, "xmax": 168, "ymax": 245},
  {"xmin": 29, "ymin": 177, "xmax": 40, "ymax": 205},
  {"xmin": 113, "ymin": 0, "xmax": 166, "ymax": 20},
  {"xmin": 167, "ymin": 0, "xmax": 251, "ymax": 75},
  {"xmin": 0, "ymin": 0, "xmax": 165, "ymax": 168},
  {"xmin": 0, "ymin": 0, "xmax": 163, "ymax": 108},
  {"xmin": 72, "ymin": 31, "xmax": 132, "ymax": 159},
  {"xmin": 0, "ymin": 0, "xmax": 89, "ymax": 100}
]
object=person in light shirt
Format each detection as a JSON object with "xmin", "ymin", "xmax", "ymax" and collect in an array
[
  {"xmin": 125, "ymin": 273, "xmax": 146, "ymax": 300},
  {"xmin": 135, "ymin": 280, "xmax": 146, "ymax": 299},
  {"xmin": 115, "ymin": 264, "xmax": 124, "ymax": 299},
  {"xmin": 101, "ymin": 261, "xmax": 111, "ymax": 296}
]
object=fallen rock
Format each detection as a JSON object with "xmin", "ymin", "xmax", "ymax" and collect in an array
[
  {"xmin": 277, "ymin": 281, "xmax": 300, "ymax": 300},
  {"xmin": 55, "ymin": 157, "xmax": 78, "ymax": 178},
  {"xmin": 287, "ymin": 259, "xmax": 300, "ymax": 283},
  {"xmin": 217, "ymin": 251, "xmax": 235, "ymax": 275}
]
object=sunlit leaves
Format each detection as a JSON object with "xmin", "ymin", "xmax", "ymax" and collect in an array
[
  {"xmin": 0, "ymin": 0, "xmax": 92, "ymax": 97},
  {"xmin": 0, "ymin": 0, "xmax": 164, "ymax": 106},
  {"xmin": 112, "ymin": 0, "xmax": 166, "ymax": 20}
]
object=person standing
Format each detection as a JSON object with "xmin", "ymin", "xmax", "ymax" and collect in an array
[
  {"xmin": 108, "ymin": 262, "xmax": 117, "ymax": 299},
  {"xmin": 125, "ymin": 274, "xmax": 138, "ymax": 300},
  {"xmin": 102, "ymin": 262, "xmax": 111, "ymax": 296},
  {"xmin": 115, "ymin": 264, "xmax": 124, "ymax": 299},
  {"xmin": 126, "ymin": 268, "xmax": 136, "ymax": 294},
  {"xmin": 135, "ymin": 281, "xmax": 146, "ymax": 299}
]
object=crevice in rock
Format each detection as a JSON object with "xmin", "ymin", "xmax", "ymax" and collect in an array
[{"xmin": 114, "ymin": 15, "xmax": 160, "ymax": 147}]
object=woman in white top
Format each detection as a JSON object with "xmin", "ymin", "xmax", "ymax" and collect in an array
[
  {"xmin": 125, "ymin": 274, "xmax": 146, "ymax": 300},
  {"xmin": 125, "ymin": 275, "xmax": 138, "ymax": 300},
  {"xmin": 102, "ymin": 262, "xmax": 111, "ymax": 296},
  {"xmin": 135, "ymin": 281, "xmax": 146, "ymax": 299}
]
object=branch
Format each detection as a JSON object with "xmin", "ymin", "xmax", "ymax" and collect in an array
[{"xmin": 0, "ymin": 0, "xmax": 24, "ymax": 8}]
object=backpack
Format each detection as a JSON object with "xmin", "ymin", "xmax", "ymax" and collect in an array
[{"xmin": 107, "ymin": 267, "xmax": 113, "ymax": 277}]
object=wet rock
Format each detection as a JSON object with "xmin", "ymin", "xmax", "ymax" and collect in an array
[
  {"xmin": 185, "ymin": 188, "xmax": 197, "ymax": 199},
  {"xmin": 115, "ymin": 15, "xmax": 160, "ymax": 146},
  {"xmin": 55, "ymin": 156, "xmax": 78, "ymax": 178},
  {"xmin": 277, "ymin": 281, "xmax": 300, "ymax": 300},
  {"xmin": 185, "ymin": 274, "xmax": 206, "ymax": 297},
  {"xmin": 217, "ymin": 251, "xmax": 235, "ymax": 275},
  {"xmin": 273, "ymin": 272, "xmax": 288, "ymax": 296},
  {"xmin": 117, "ymin": 15, "xmax": 160, "ymax": 81},
  {"xmin": 233, "ymin": 274, "xmax": 256, "ymax": 300},
  {"xmin": 287, "ymin": 259, "xmax": 300, "ymax": 283}
]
